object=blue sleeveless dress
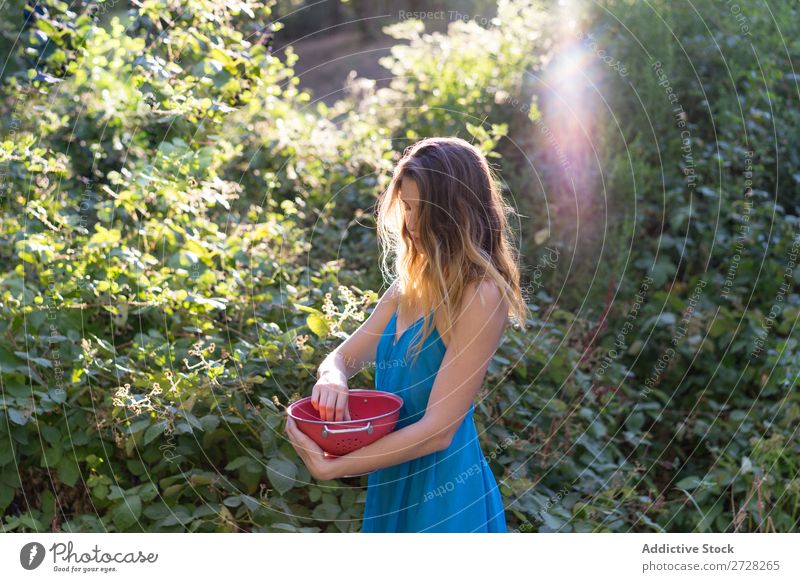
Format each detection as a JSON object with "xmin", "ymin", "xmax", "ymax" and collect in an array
[{"xmin": 360, "ymin": 308, "xmax": 508, "ymax": 533}]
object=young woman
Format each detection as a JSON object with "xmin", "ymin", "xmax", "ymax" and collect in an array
[{"xmin": 285, "ymin": 136, "xmax": 528, "ymax": 533}]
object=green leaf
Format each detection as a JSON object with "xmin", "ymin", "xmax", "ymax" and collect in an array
[
  {"xmin": 0, "ymin": 438, "xmax": 14, "ymax": 466},
  {"xmin": 294, "ymin": 303, "xmax": 322, "ymax": 315},
  {"xmin": 266, "ymin": 458, "xmax": 297, "ymax": 495},
  {"xmin": 18, "ymin": 251, "xmax": 37, "ymax": 264},
  {"xmin": 193, "ymin": 504, "xmax": 220, "ymax": 519},
  {"xmin": 144, "ymin": 503, "xmax": 172, "ymax": 521},
  {"xmin": 162, "ymin": 484, "xmax": 184, "ymax": 498},
  {"xmin": 225, "ymin": 456, "xmax": 252, "ymax": 471},
  {"xmin": 143, "ymin": 420, "xmax": 168, "ymax": 444},
  {"xmin": 112, "ymin": 494, "xmax": 142, "ymax": 530},
  {"xmin": 311, "ymin": 502, "xmax": 340, "ymax": 521},
  {"xmin": 158, "ymin": 506, "xmax": 192, "ymax": 527},
  {"xmin": 540, "ymin": 510, "xmax": 565, "ymax": 530},
  {"xmin": 16, "ymin": 513, "xmax": 43, "ymax": 531},
  {"xmin": 49, "ymin": 389, "xmax": 67, "ymax": 404},
  {"xmin": 14, "ymin": 351, "xmax": 52, "ymax": 368},
  {"xmin": 240, "ymin": 494, "xmax": 260, "ymax": 512},
  {"xmin": 88, "ymin": 225, "xmax": 122, "ymax": 248},
  {"xmin": 8, "ymin": 409, "xmax": 29, "ymax": 426},
  {"xmin": 650, "ymin": 259, "xmax": 676, "ymax": 288},
  {"xmin": 740, "ymin": 456, "xmax": 753, "ymax": 474},
  {"xmin": 57, "ymin": 456, "xmax": 80, "ymax": 487},
  {"xmin": 655, "ymin": 313, "xmax": 677, "ymax": 327},
  {"xmin": 0, "ymin": 483, "xmax": 14, "ymax": 511},
  {"xmin": 41, "ymin": 425, "xmax": 60, "ymax": 445},
  {"xmin": 189, "ymin": 473, "xmax": 215, "ymax": 486},
  {"xmin": 0, "ymin": 346, "xmax": 22, "ymax": 369},
  {"xmin": 123, "ymin": 419, "xmax": 151, "ymax": 436},
  {"xmin": 3, "ymin": 468, "xmax": 22, "ymax": 488},
  {"xmin": 41, "ymin": 445, "xmax": 63, "ymax": 468},
  {"xmin": 199, "ymin": 415, "xmax": 220, "ymax": 431},
  {"xmin": 675, "ymin": 476, "xmax": 702, "ymax": 490},
  {"xmin": 307, "ymin": 313, "xmax": 330, "ymax": 338},
  {"xmin": 181, "ymin": 412, "xmax": 203, "ymax": 431}
]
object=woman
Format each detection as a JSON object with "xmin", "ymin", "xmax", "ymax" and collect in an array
[{"xmin": 285, "ymin": 136, "xmax": 528, "ymax": 532}]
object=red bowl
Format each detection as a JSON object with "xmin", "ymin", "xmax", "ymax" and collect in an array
[{"xmin": 287, "ymin": 389, "xmax": 403, "ymax": 457}]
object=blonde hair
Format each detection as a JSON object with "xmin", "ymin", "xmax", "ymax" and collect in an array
[{"xmin": 376, "ymin": 137, "xmax": 528, "ymax": 365}]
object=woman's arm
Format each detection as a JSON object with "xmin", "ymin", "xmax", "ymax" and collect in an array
[
  {"xmin": 311, "ymin": 281, "xmax": 400, "ymax": 421},
  {"xmin": 316, "ymin": 280, "xmax": 400, "ymax": 381},
  {"xmin": 323, "ymin": 280, "xmax": 509, "ymax": 479}
]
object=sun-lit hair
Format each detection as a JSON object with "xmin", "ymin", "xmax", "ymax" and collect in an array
[{"xmin": 376, "ymin": 136, "xmax": 528, "ymax": 365}]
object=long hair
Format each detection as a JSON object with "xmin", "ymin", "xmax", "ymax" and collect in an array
[{"xmin": 376, "ymin": 137, "xmax": 528, "ymax": 366}]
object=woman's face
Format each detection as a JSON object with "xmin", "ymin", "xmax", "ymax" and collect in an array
[{"xmin": 398, "ymin": 177, "xmax": 422, "ymax": 248}]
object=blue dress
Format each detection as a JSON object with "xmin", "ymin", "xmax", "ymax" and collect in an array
[{"xmin": 361, "ymin": 307, "xmax": 508, "ymax": 533}]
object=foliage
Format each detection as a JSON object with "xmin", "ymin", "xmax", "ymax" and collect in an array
[
  {"xmin": 583, "ymin": 0, "xmax": 800, "ymax": 533},
  {"xmin": 0, "ymin": 0, "xmax": 385, "ymax": 532}
]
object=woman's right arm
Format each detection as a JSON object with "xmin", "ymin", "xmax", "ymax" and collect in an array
[{"xmin": 311, "ymin": 281, "xmax": 399, "ymax": 421}]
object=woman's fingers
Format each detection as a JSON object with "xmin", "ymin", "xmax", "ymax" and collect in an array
[
  {"xmin": 310, "ymin": 378, "xmax": 350, "ymax": 421},
  {"xmin": 333, "ymin": 391, "xmax": 349, "ymax": 422},
  {"xmin": 340, "ymin": 396, "xmax": 352, "ymax": 422},
  {"xmin": 285, "ymin": 418, "xmax": 296, "ymax": 446},
  {"xmin": 317, "ymin": 390, "xmax": 328, "ymax": 421},
  {"xmin": 321, "ymin": 389, "xmax": 336, "ymax": 421},
  {"xmin": 286, "ymin": 418, "xmax": 308, "ymax": 456},
  {"xmin": 286, "ymin": 417, "xmax": 297, "ymax": 439}
]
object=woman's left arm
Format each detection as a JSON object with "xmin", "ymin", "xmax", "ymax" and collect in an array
[{"xmin": 287, "ymin": 281, "xmax": 508, "ymax": 480}]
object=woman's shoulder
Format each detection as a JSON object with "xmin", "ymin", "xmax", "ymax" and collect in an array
[
  {"xmin": 436, "ymin": 279, "xmax": 507, "ymax": 346},
  {"xmin": 461, "ymin": 278, "xmax": 508, "ymax": 316},
  {"xmin": 431, "ymin": 279, "xmax": 508, "ymax": 352},
  {"xmin": 384, "ymin": 279, "xmax": 402, "ymax": 308}
]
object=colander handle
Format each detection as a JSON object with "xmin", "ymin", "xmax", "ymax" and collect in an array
[{"xmin": 321, "ymin": 422, "xmax": 374, "ymax": 438}]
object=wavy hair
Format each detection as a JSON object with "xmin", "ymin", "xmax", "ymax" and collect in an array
[{"xmin": 376, "ymin": 136, "xmax": 528, "ymax": 365}]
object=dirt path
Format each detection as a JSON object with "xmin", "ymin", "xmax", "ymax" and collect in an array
[{"xmin": 277, "ymin": 28, "xmax": 397, "ymax": 105}]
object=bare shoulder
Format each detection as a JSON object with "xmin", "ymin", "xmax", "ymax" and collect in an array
[
  {"xmin": 383, "ymin": 279, "xmax": 401, "ymax": 308},
  {"xmin": 461, "ymin": 279, "xmax": 508, "ymax": 320},
  {"xmin": 443, "ymin": 279, "xmax": 508, "ymax": 350},
  {"xmin": 367, "ymin": 280, "xmax": 400, "ymax": 323}
]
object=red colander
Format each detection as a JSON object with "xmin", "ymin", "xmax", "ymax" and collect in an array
[{"xmin": 287, "ymin": 389, "xmax": 403, "ymax": 457}]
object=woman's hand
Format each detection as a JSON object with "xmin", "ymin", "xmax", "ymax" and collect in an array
[
  {"xmin": 311, "ymin": 370, "xmax": 352, "ymax": 422},
  {"xmin": 284, "ymin": 416, "xmax": 338, "ymax": 481}
]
